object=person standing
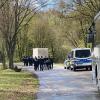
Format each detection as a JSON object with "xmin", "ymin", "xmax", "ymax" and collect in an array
[
  {"xmin": 22, "ymin": 56, "xmax": 28, "ymax": 66},
  {"xmin": 50, "ymin": 57, "xmax": 53, "ymax": 69},
  {"xmin": 45, "ymin": 58, "xmax": 50, "ymax": 70},
  {"xmin": 28, "ymin": 56, "xmax": 34, "ymax": 66},
  {"xmin": 34, "ymin": 57, "xmax": 39, "ymax": 71},
  {"xmin": 26, "ymin": 56, "xmax": 29, "ymax": 66},
  {"xmin": 44, "ymin": 56, "xmax": 47, "ymax": 70},
  {"xmin": 40, "ymin": 56, "xmax": 44, "ymax": 71},
  {"xmin": 22, "ymin": 56, "xmax": 26, "ymax": 66},
  {"xmin": 37, "ymin": 56, "xmax": 40, "ymax": 70}
]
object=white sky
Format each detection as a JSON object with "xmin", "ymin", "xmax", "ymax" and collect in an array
[{"xmin": 41, "ymin": 0, "xmax": 73, "ymax": 10}]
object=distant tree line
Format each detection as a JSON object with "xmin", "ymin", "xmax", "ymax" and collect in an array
[{"xmin": 0, "ymin": 0, "xmax": 100, "ymax": 69}]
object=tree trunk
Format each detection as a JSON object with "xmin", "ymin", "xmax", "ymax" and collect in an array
[
  {"xmin": 2, "ymin": 59, "xmax": 7, "ymax": 69},
  {"xmin": 8, "ymin": 53, "xmax": 14, "ymax": 69},
  {"xmin": 1, "ymin": 42, "xmax": 7, "ymax": 69},
  {"xmin": 6, "ymin": 42, "xmax": 15, "ymax": 69},
  {"xmin": 1, "ymin": 52, "xmax": 7, "ymax": 69}
]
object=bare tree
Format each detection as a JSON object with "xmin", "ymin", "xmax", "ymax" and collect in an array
[
  {"xmin": 0, "ymin": 0, "xmax": 48, "ymax": 69},
  {"xmin": 73, "ymin": 0, "xmax": 100, "ymax": 20},
  {"xmin": 55, "ymin": 0, "xmax": 100, "ymax": 47},
  {"xmin": 0, "ymin": 0, "xmax": 7, "ymax": 9}
]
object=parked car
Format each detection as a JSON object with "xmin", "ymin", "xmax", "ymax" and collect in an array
[{"xmin": 66, "ymin": 48, "xmax": 92, "ymax": 71}]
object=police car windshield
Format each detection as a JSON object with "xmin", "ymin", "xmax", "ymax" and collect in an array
[{"xmin": 75, "ymin": 50, "xmax": 91, "ymax": 58}]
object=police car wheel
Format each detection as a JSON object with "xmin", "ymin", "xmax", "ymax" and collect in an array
[
  {"xmin": 86, "ymin": 67, "xmax": 88, "ymax": 71},
  {"xmin": 70, "ymin": 65, "xmax": 73, "ymax": 70},
  {"xmin": 73, "ymin": 67, "xmax": 76, "ymax": 71},
  {"xmin": 71, "ymin": 68, "xmax": 73, "ymax": 70},
  {"xmin": 90, "ymin": 66, "xmax": 92, "ymax": 71},
  {"xmin": 86, "ymin": 67, "xmax": 90, "ymax": 71},
  {"xmin": 70, "ymin": 67, "xmax": 73, "ymax": 70},
  {"xmin": 64, "ymin": 67, "xmax": 66, "ymax": 69},
  {"xmin": 67, "ymin": 67, "xmax": 69, "ymax": 69}
]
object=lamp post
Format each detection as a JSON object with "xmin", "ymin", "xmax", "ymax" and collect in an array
[
  {"xmin": 87, "ymin": 21, "xmax": 96, "ymax": 49},
  {"xmin": 91, "ymin": 22, "xmax": 96, "ymax": 48}
]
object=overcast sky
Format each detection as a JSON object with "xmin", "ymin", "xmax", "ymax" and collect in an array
[{"xmin": 41, "ymin": 0, "xmax": 73, "ymax": 11}]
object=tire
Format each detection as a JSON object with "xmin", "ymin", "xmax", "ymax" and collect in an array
[
  {"xmin": 73, "ymin": 67, "xmax": 76, "ymax": 71},
  {"xmin": 70, "ymin": 68, "xmax": 73, "ymax": 70},
  {"xmin": 86, "ymin": 67, "xmax": 88, "ymax": 71},
  {"xmin": 86, "ymin": 66, "xmax": 92, "ymax": 71},
  {"xmin": 70, "ymin": 65, "xmax": 73, "ymax": 70},
  {"xmin": 71, "ymin": 65, "xmax": 76, "ymax": 71},
  {"xmin": 90, "ymin": 66, "xmax": 92, "ymax": 71},
  {"xmin": 64, "ymin": 67, "xmax": 66, "ymax": 69},
  {"xmin": 67, "ymin": 66, "xmax": 70, "ymax": 69}
]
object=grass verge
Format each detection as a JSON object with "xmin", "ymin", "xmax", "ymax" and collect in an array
[{"xmin": 0, "ymin": 69, "xmax": 39, "ymax": 100}]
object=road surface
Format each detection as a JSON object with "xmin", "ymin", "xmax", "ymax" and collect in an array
[{"xmin": 26, "ymin": 65, "xmax": 100, "ymax": 100}]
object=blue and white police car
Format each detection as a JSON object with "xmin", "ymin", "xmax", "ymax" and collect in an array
[{"xmin": 67, "ymin": 48, "xmax": 92, "ymax": 71}]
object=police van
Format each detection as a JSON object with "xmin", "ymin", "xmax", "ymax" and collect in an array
[{"xmin": 66, "ymin": 48, "xmax": 92, "ymax": 71}]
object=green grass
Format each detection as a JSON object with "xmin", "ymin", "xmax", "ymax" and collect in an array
[{"xmin": 0, "ymin": 69, "xmax": 39, "ymax": 100}]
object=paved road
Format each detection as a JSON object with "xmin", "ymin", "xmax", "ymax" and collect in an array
[{"xmin": 27, "ymin": 65, "xmax": 100, "ymax": 100}]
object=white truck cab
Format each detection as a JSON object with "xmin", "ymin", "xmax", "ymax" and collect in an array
[
  {"xmin": 92, "ymin": 12, "xmax": 100, "ymax": 89},
  {"xmin": 92, "ymin": 45, "xmax": 100, "ymax": 89}
]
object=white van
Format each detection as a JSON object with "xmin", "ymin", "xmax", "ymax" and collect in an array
[
  {"xmin": 92, "ymin": 45, "xmax": 100, "ymax": 89},
  {"xmin": 92, "ymin": 12, "xmax": 100, "ymax": 89},
  {"xmin": 67, "ymin": 48, "xmax": 92, "ymax": 71}
]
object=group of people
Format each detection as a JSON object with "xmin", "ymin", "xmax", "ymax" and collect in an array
[{"xmin": 22, "ymin": 56, "xmax": 53, "ymax": 71}]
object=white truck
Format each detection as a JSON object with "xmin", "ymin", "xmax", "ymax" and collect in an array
[
  {"xmin": 33, "ymin": 48, "xmax": 48, "ymax": 58},
  {"xmin": 92, "ymin": 12, "xmax": 100, "ymax": 89}
]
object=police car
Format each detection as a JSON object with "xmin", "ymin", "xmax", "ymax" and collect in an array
[{"xmin": 66, "ymin": 48, "xmax": 92, "ymax": 71}]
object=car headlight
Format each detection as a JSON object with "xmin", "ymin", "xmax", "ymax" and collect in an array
[{"xmin": 71, "ymin": 60, "xmax": 78, "ymax": 65}]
